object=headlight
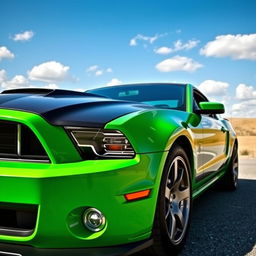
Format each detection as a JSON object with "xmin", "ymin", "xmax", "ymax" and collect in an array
[{"xmin": 65, "ymin": 127, "xmax": 135, "ymax": 159}]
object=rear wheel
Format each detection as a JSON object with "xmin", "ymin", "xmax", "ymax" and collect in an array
[
  {"xmin": 146, "ymin": 146, "xmax": 192, "ymax": 256},
  {"xmin": 219, "ymin": 143, "xmax": 239, "ymax": 190}
]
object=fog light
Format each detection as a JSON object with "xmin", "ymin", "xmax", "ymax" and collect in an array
[{"xmin": 83, "ymin": 208, "xmax": 106, "ymax": 232}]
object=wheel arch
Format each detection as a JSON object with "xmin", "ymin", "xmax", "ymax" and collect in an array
[
  {"xmin": 168, "ymin": 135, "xmax": 195, "ymax": 180},
  {"xmin": 149, "ymin": 135, "xmax": 194, "ymax": 253},
  {"xmin": 234, "ymin": 138, "xmax": 238, "ymax": 148}
]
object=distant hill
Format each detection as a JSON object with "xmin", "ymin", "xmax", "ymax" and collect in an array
[
  {"xmin": 229, "ymin": 118, "xmax": 256, "ymax": 136},
  {"xmin": 229, "ymin": 118, "xmax": 256, "ymax": 157}
]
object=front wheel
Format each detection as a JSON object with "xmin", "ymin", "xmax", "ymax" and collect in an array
[{"xmin": 146, "ymin": 145, "xmax": 192, "ymax": 256}]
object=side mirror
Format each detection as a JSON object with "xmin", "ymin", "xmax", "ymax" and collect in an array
[{"xmin": 195, "ymin": 102, "xmax": 225, "ymax": 114}]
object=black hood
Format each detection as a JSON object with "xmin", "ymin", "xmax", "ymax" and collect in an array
[{"xmin": 0, "ymin": 88, "xmax": 152, "ymax": 127}]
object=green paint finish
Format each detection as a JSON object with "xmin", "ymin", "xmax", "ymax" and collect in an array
[
  {"xmin": 0, "ymin": 155, "xmax": 140, "ymax": 178},
  {"xmin": 199, "ymin": 102, "xmax": 225, "ymax": 111},
  {"xmin": 186, "ymin": 84, "xmax": 193, "ymax": 113},
  {"xmin": 106, "ymin": 109, "xmax": 190, "ymax": 154},
  {"xmin": 0, "ymin": 109, "xmax": 81, "ymax": 163}
]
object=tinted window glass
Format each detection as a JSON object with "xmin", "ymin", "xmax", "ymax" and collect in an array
[{"xmin": 88, "ymin": 84, "xmax": 186, "ymax": 110}]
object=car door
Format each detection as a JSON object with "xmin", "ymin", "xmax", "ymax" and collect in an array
[{"xmin": 193, "ymin": 89, "xmax": 227, "ymax": 179}]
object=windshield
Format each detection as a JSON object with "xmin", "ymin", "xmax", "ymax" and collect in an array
[{"xmin": 88, "ymin": 84, "xmax": 186, "ymax": 110}]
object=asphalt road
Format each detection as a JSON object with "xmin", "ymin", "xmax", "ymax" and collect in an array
[{"xmin": 135, "ymin": 158, "xmax": 256, "ymax": 256}]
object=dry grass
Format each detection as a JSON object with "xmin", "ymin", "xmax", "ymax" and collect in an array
[
  {"xmin": 229, "ymin": 118, "xmax": 256, "ymax": 157},
  {"xmin": 237, "ymin": 136, "xmax": 256, "ymax": 158},
  {"xmin": 229, "ymin": 118, "xmax": 256, "ymax": 136}
]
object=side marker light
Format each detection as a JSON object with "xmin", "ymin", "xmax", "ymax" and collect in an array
[{"xmin": 125, "ymin": 189, "xmax": 151, "ymax": 201}]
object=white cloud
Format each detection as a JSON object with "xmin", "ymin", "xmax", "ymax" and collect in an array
[
  {"xmin": 95, "ymin": 70, "xmax": 103, "ymax": 76},
  {"xmin": 130, "ymin": 38, "xmax": 137, "ymax": 46},
  {"xmin": 156, "ymin": 55, "xmax": 203, "ymax": 72},
  {"xmin": 200, "ymin": 34, "xmax": 256, "ymax": 60},
  {"xmin": 86, "ymin": 65, "xmax": 98, "ymax": 72},
  {"xmin": 12, "ymin": 30, "xmax": 34, "ymax": 41},
  {"xmin": 154, "ymin": 47, "xmax": 172, "ymax": 55},
  {"xmin": 232, "ymin": 99, "xmax": 256, "ymax": 117},
  {"xmin": 198, "ymin": 80, "xmax": 229, "ymax": 96},
  {"xmin": 107, "ymin": 78, "xmax": 123, "ymax": 86},
  {"xmin": 174, "ymin": 39, "xmax": 199, "ymax": 51},
  {"xmin": 44, "ymin": 83, "xmax": 59, "ymax": 89},
  {"xmin": 0, "ymin": 46, "xmax": 15, "ymax": 61},
  {"xmin": 0, "ymin": 69, "xmax": 7, "ymax": 84},
  {"xmin": 28, "ymin": 61, "xmax": 70, "ymax": 82},
  {"xmin": 155, "ymin": 40, "xmax": 199, "ymax": 55},
  {"xmin": 236, "ymin": 83, "xmax": 256, "ymax": 99},
  {"xmin": 0, "ymin": 71, "xmax": 62, "ymax": 91},
  {"xmin": 1, "ymin": 75, "xmax": 29, "ymax": 89},
  {"xmin": 130, "ymin": 33, "xmax": 166, "ymax": 46},
  {"xmin": 86, "ymin": 65, "xmax": 113, "ymax": 76}
]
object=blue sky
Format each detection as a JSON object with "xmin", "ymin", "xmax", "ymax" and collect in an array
[{"xmin": 0, "ymin": 0, "xmax": 256, "ymax": 117}]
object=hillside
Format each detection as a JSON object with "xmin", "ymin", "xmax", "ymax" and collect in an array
[
  {"xmin": 229, "ymin": 118, "xmax": 256, "ymax": 136},
  {"xmin": 229, "ymin": 118, "xmax": 256, "ymax": 157}
]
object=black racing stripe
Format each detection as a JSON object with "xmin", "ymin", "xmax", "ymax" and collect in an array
[{"xmin": 0, "ymin": 90, "xmax": 151, "ymax": 127}]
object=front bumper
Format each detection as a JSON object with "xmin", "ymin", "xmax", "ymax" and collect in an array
[
  {"xmin": 0, "ymin": 239, "xmax": 153, "ymax": 256},
  {"xmin": 0, "ymin": 152, "xmax": 167, "ymax": 249}
]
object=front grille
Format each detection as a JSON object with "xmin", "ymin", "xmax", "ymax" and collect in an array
[
  {"xmin": 0, "ymin": 121, "xmax": 49, "ymax": 162},
  {"xmin": 0, "ymin": 203, "xmax": 38, "ymax": 237},
  {"xmin": 0, "ymin": 123, "xmax": 17, "ymax": 154}
]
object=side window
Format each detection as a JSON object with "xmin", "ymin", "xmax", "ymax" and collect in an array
[
  {"xmin": 193, "ymin": 90, "xmax": 208, "ymax": 111},
  {"xmin": 193, "ymin": 90, "xmax": 218, "ymax": 119}
]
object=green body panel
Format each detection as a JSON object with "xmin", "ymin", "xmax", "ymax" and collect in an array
[
  {"xmin": 106, "ymin": 109, "xmax": 192, "ymax": 153},
  {"xmin": 0, "ymin": 84, "xmax": 237, "ymax": 249}
]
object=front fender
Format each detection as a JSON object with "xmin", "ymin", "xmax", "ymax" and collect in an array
[{"xmin": 105, "ymin": 109, "xmax": 192, "ymax": 154}]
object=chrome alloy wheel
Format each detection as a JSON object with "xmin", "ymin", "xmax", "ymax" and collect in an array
[{"xmin": 164, "ymin": 156, "xmax": 191, "ymax": 245}]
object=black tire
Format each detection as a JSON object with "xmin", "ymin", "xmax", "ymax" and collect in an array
[
  {"xmin": 219, "ymin": 143, "xmax": 239, "ymax": 190},
  {"xmin": 145, "ymin": 145, "xmax": 192, "ymax": 256}
]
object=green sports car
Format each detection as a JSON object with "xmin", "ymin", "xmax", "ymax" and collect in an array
[{"xmin": 0, "ymin": 83, "xmax": 238, "ymax": 256}]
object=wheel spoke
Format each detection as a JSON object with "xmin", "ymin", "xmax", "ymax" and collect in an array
[
  {"xmin": 173, "ymin": 159, "xmax": 178, "ymax": 183},
  {"xmin": 233, "ymin": 157, "xmax": 238, "ymax": 179},
  {"xmin": 169, "ymin": 212, "xmax": 177, "ymax": 240},
  {"xmin": 176, "ymin": 208, "xmax": 185, "ymax": 229},
  {"xmin": 175, "ymin": 167, "xmax": 184, "ymax": 189},
  {"xmin": 170, "ymin": 160, "xmax": 184, "ymax": 190},
  {"xmin": 165, "ymin": 207, "xmax": 170, "ymax": 219},
  {"xmin": 177, "ymin": 187, "xmax": 190, "ymax": 202},
  {"xmin": 165, "ymin": 186, "xmax": 171, "ymax": 200}
]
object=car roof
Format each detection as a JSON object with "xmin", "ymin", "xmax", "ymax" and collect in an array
[{"xmin": 88, "ymin": 82, "xmax": 188, "ymax": 91}]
